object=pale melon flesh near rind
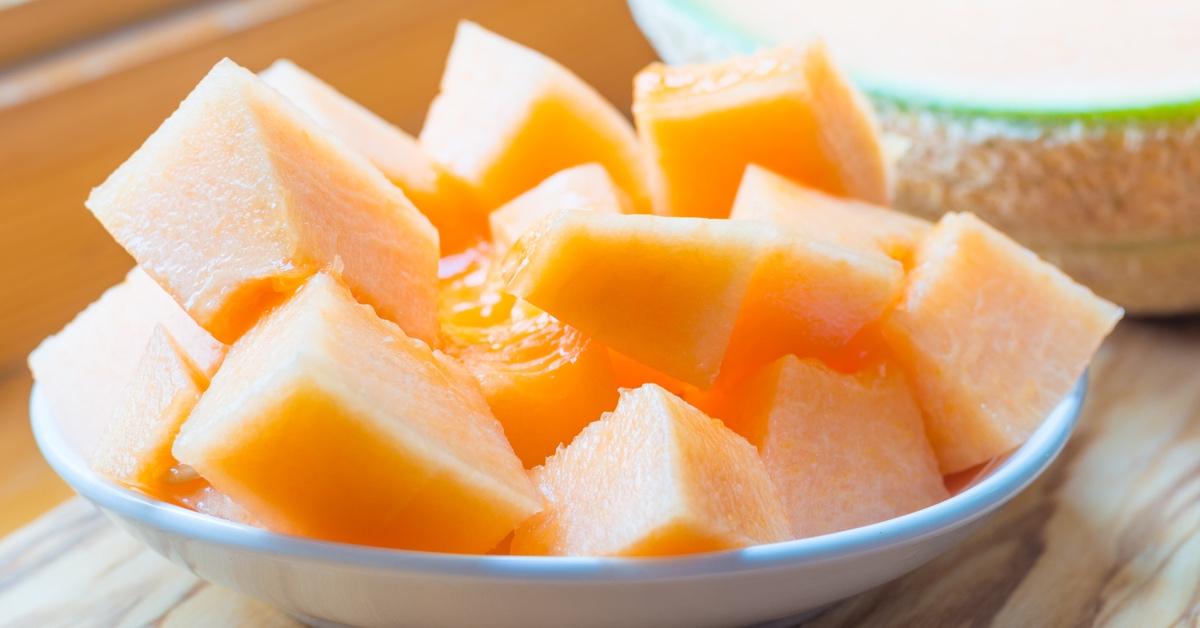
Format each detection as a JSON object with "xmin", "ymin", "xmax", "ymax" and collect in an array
[
  {"xmin": 728, "ymin": 356, "xmax": 948, "ymax": 537},
  {"xmin": 28, "ymin": 267, "xmax": 225, "ymax": 457},
  {"xmin": 91, "ymin": 325, "xmax": 204, "ymax": 491},
  {"xmin": 420, "ymin": 21, "xmax": 649, "ymax": 210},
  {"xmin": 632, "ymin": 45, "xmax": 888, "ymax": 219},
  {"xmin": 882, "ymin": 213, "xmax": 1123, "ymax": 474},
  {"xmin": 87, "ymin": 58, "xmax": 439, "ymax": 345},
  {"xmin": 173, "ymin": 273, "xmax": 539, "ymax": 552},
  {"xmin": 511, "ymin": 384, "xmax": 789, "ymax": 556},
  {"xmin": 488, "ymin": 163, "xmax": 631, "ymax": 254},
  {"xmin": 502, "ymin": 210, "xmax": 773, "ymax": 388},
  {"xmin": 260, "ymin": 59, "xmax": 483, "ymax": 253},
  {"xmin": 731, "ymin": 164, "xmax": 929, "ymax": 264}
]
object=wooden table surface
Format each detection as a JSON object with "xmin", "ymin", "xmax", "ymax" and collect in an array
[{"xmin": 1, "ymin": 1, "xmax": 1197, "ymax": 626}]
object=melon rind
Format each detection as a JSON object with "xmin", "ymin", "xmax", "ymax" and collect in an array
[{"xmin": 629, "ymin": 0, "xmax": 1200, "ymax": 314}]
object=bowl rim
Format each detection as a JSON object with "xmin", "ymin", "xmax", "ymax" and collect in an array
[{"xmin": 30, "ymin": 375, "xmax": 1085, "ymax": 582}]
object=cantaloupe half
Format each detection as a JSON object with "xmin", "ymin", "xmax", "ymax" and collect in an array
[
  {"xmin": 511, "ymin": 384, "xmax": 789, "ymax": 556},
  {"xmin": 731, "ymin": 164, "xmax": 930, "ymax": 265},
  {"xmin": 260, "ymin": 59, "xmax": 484, "ymax": 254},
  {"xmin": 633, "ymin": 44, "xmax": 888, "ymax": 218},
  {"xmin": 712, "ymin": 356, "xmax": 947, "ymax": 537},
  {"xmin": 420, "ymin": 22, "xmax": 649, "ymax": 210},
  {"xmin": 719, "ymin": 229, "xmax": 903, "ymax": 382},
  {"xmin": 173, "ymin": 272, "xmax": 540, "ymax": 552},
  {"xmin": 86, "ymin": 58, "xmax": 439, "ymax": 345},
  {"xmin": 882, "ymin": 213, "xmax": 1123, "ymax": 473},
  {"xmin": 488, "ymin": 163, "xmax": 630, "ymax": 254},
  {"xmin": 439, "ymin": 246, "xmax": 618, "ymax": 468},
  {"xmin": 502, "ymin": 210, "xmax": 773, "ymax": 388},
  {"xmin": 28, "ymin": 268, "xmax": 225, "ymax": 455}
]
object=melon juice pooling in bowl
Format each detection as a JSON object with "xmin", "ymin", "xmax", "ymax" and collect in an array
[{"xmin": 31, "ymin": 21, "xmax": 1120, "ymax": 560}]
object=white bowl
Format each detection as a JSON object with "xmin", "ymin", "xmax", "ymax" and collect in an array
[{"xmin": 31, "ymin": 377, "xmax": 1085, "ymax": 628}]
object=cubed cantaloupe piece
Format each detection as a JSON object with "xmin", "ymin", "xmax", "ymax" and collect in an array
[
  {"xmin": 720, "ymin": 233, "xmax": 904, "ymax": 381},
  {"xmin": 91, "ymin": 325, "xmax": 204, "ymax": 496},
  {"xmin": 633, "ymin": 43, "xmax": 888, "ymax": 218},
  {"xmin": 488, "ymin": 163, "xmax": 630, "ymax": 253},
  {"xmin": 172, "ymin": 272, "xmax": 540, "ymax": 552},
  {"xmin": 882, "ymin": 213, "xmax": 1123, "ymax": 473},
  {"xmin": 260, "ymin": 59, "xmax": 484, "ymax": 253},
  {"xmin": 731, "ymin": 164, "xmax": 929, "ymax": 265},
  {"xmin": 714, "ymin": 356, "xmax": 948, "ymax": 537},
  {"xmin": 86, "ymin": 58, "xmax": 439, "ymax": 344},
  {"xmin": 28, "ymin": 268, "xmax": 225, "ymax": 455},
  {"xmin": 502, "ymin": 210, "xmax": 772, "ymax": 388},
  {"xmin": 420, "ymin": 22, "xmax": 648, "ymax": 209},
  {"xmin": 511, "ymin": 384, "xmax": 789, "ymax": 556},
  {"xmin": 440, "ymin": 249, "xmax": 618, "ymax": 468}
]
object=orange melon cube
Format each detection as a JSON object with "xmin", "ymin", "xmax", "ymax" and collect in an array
[
  {"xmin": 502, "ymin": 210, "xmax": 772, "ymax": 388},
  {"xmin": 720, "ymin": 234, "xmax": 903, "ymax": 381},
  {"xmin": 488, "ymin": 163, "xmax": 630, "ymax": 253},
  {"xmin": 440, "ymin": 250, "xmax": 618, "ymax": 468},
  {"xmin": 260, "ymin": 59, "xmax": 484, "ymax": 253},
  {"xmin": 511, "ymin": 384, "xmax": 789, "ymax": 556},
  {"xmin": 173, "ymin": 273, "xmax": 540, "ymax": 552},
  {"xmin": 91, "ymin": 325, "xmax": 204, "ymax": 496},
  {"xmin": 882, "ymin": 213, "xmax": 1123, "ymax": 473},
  {"xmin": 731, "ymin": 164, "xmax": 930, "ymax": 265},
  {"xmin": 717, "ymin": 356, "xmax": 948, "ymax": 537},
  {"xmin": 420, "ymin": 22, "xmax": 648, "ymax": 209},
  {"xmin": 87, "ymin": 58, "xmax": 438, "ymax": 344},
  {"xmin": 28, "ymin": 268, "xmax": 225, "ymax": 455},
  {"xmin": 633, "ymin": 43, "xmax": 888, "ymax": 218}
]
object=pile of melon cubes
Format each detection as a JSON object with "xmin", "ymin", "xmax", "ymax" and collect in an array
[{"xmin": 30, "ymin": 22, "xmax": 1122, "ymax": 556}]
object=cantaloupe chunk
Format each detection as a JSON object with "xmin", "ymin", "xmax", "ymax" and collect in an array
[
  {"xmin": 714, "ymin": 356, "xmax": 948, "ymax": 537},
  {"xmin": 720, "ymin": 233, "xmax": 903, "ymax": 381},
  {"xmin": 86, "ymin": 58, "xmax": 439, "ymax": 344},
  {"xmin": 28, "ymin": 268, "xmax": 225, "ymax": 455},
  {"xmin": 502, "ymin": 210, "xmax": 772, "ymax": 387},
  {"xmin": 731, "ymin": 164, "xmax": 929, "ymax": 265},
  {"xmin": 633, "ymin": 43, "xmax": 888, "ymax": 218},
  {"xmin": 420, "ymin": 22, "xmax": 648, "ymax": 209},
  {"xmin": 260, "ymin": 59, "xmax": 484, "ymax": 253},
  {"xmin": 607, "ymin": 348, "xmax": 692, "ymax": 398},
  {"xmin": 440, "ymin": 248, "xmax": 618, "ymax": 468},
  {"xmin": 511, "ymin": 384, "xmax": 789, "ymax": 556},
  {"xmin": 488, "ymin": 163, "xmax": 629, "ymax": 253},
  {"xmin": 173, "ymin": 273, "xmax": 540, "ymax": 552},
  {"xmin": 91, "ymin": 325, "xmax": 204, "ymax": 496},
  {"xmin": 882, "ymin": 213, "xmax": 1123, "ymax": 473}
]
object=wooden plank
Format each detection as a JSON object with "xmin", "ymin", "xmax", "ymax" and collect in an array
[{"xmin": 1, "ymin": 320, "xmax": 1196, "ymax": 626}]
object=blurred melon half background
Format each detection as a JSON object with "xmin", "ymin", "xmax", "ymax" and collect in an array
[{"xmin": 630, "ymin": 0, "xmax": 1200, "ymax": 314}]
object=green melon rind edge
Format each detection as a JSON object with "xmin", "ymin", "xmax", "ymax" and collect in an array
[{"xmin": 659, "ymin": 0, "xmax": 1200, "ymax": 124}]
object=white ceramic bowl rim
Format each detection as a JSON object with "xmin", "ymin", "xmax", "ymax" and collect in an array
[{"xmin": 31, "ymin": 375, "xmax": 1085, "ymax": 582}]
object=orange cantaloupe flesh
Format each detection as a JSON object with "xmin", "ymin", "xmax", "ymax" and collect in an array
[
  {"xmin": 488, "ymin": 163, "xmax": 630, "ymax": 253},
  {"xmin": 420, "ymin": 22, "xmax": 649, "ymax": 210},
  {"xmin": 719, "ymin": 232, "xmax": 904, "ymax": 382},
  {"xmin": 731, "ymin": 164, "xmax": 929, "ymax": 265},
  {"xmin": 511, "ymin": 384, "xmax": 789, "ymax": 556},
  {"xmin": 28, "ymin": 268, "xmax": 226, "ymax": 455},
  {"xmin": 86, "ymin": 58, "xmax": 439, "ymax": 345},
  {"xmin": 712, "ymin": 356, "xmax": 948, "ymax": 537},
  {"xmin": 633, "ymin": 43, "xmax": 888, "ymax": 218},
  {"xmin": 173, "ymin": 273, "xmax": 540, "ymax": 552},
  {"xmin": 882, "ymin": 213, "xmax": 1123, "ymax": 473},
  {"xmin": 260, "ymin": 59, "xmax": 485, "ymax": 254},
  {"xmin": 91, "ymin": 325, "xmax": 205, "ymax": 497},
  {"xmin": 607, "ymin": 348, "xmax": 693, "ymax": 398},
  {"xmin": 502, "ymin": 210, "xmax": 772, "ymax": 388},
  {"xmin": 439, "ymin": 247, "xmax": 618, "ymax": 468}
]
